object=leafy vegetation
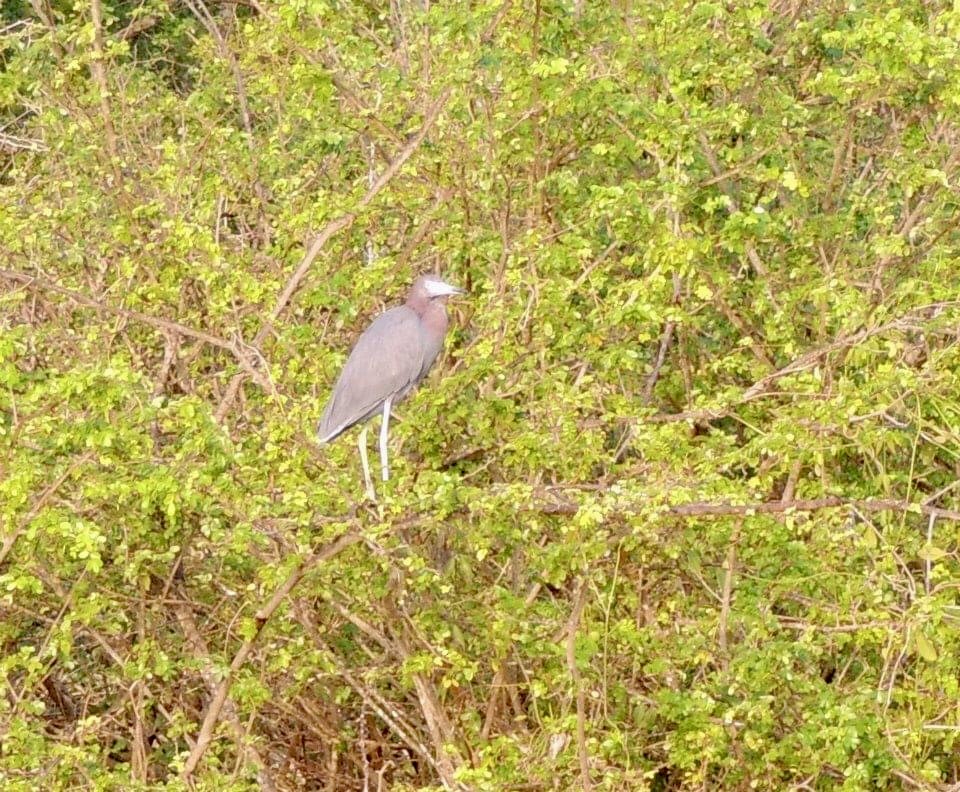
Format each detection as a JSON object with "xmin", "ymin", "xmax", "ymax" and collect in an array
[{"xmin": 4, "ymin": 0, "xmax": 960, "ymax": 789}]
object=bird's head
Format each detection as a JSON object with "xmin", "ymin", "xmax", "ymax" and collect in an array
[{"xmin": 410, "ymin": 274, "xmax": 465, "ymax": 307}]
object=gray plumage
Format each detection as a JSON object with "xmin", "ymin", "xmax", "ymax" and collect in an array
[
  {"xmin": 317, "ymin": 274, "xmax": 464, "ymax": 498},
  {"xmin": 317, "ymin": 306, "xmax": 426, "ymax": 442}
]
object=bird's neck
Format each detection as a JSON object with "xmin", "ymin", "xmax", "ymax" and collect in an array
[
  {"xmin": 406, "ymin": 293, "xmax": 430, "ymax": 316},
  {"xmin": 420, "ymin": 300, "xmax": 449, "ymax": 335}
]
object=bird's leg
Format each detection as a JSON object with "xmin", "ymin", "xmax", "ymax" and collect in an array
[
  {"xmin": 357, "ymin": 426, "xmax": 376, "ymax": 502},
  {"xmin": 379, "ymin": 396, "xmax": 393, "ymax": 482}
]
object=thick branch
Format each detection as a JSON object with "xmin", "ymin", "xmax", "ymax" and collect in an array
[{"xmin": 89, "ymin": 0, "xmax": 121, "ymax": 179}]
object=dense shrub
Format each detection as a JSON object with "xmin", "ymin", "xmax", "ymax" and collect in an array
[{"xmin": 3, "ymin": 1, "xmax": 960, "ymax": 789}]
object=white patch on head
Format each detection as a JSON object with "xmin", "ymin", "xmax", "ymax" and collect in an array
[{"xmin": 423, "ymin": 277, "xmax": 462, "ymax": 297}]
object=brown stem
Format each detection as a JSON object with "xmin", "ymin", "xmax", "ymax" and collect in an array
[
  {"xmin": 565, "ymin": 579, "xmax": 592, "ymax": 791},
  {"xmin": 781, "ymin": 460, "xmax": 802, "ymax": 504},
  {"xmin": 180, "ymin": 530, "xmax": 361, "ymax": 780},
  {"xmin": 0, "ymin": 268, "xmax": 270, "ymax": 389},
  {"xmin": 89, "ymin": 0, "xmax": 121, "ymax": 182},
  {"xmin": 182, "ymin": 0, "xmax": 253, "ymax": 143}
]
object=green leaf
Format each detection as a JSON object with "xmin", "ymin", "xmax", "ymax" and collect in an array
[{"xmin": 914, "ymin": 631, "xmax": 939, "ymax": 663}]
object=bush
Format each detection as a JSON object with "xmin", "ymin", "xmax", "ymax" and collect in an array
[{"xmin": 3, "ymin": 1, "xmax": 960, "ymax": 789}]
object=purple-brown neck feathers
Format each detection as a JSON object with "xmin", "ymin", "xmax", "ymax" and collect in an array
[
  {"xmin": 406, "ymin": 278, "xmax": 432, "ymax": 316},
  {"xmin": 406, "ymin": 275, "xmax": 453, "ymax": 347},
  {"xmin": 420, "ymin": 300, "xmax": 449, "ymax": 337}
]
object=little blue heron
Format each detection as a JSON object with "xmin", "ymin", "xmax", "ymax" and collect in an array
[{"xmin": 317, "ymin": 274, "xmax": 465, "ymax": 500}]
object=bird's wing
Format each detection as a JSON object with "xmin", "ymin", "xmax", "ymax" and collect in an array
[{"xmin": 317, "ymin": 306, "xmax": 424, "ymax": 442}]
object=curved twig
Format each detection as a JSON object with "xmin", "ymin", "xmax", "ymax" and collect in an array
[
  {"xmin": 180, "ymin": 529, "xmax": 362, "ymax": 780},
  {"xmin": 0, "ymin": 268, "xmax": 270, "ymax": 389}
]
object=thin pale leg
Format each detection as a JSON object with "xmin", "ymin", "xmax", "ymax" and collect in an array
[
  {"xmin": 357, "ymin": 426, "xmax": 376, "ymax": 501},
  {"xmin": 379, "ymin": 396, "xmax": 393, "ymax": 482}
]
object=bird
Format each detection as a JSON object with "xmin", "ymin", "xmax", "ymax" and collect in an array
[{"xmin": 317, "ymin": 274, "xmax": 465, "ymax": 500}]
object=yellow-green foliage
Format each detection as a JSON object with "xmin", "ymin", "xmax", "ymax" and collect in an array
[{"xmin": 3, "ymin": 1, "xmax": 960, "ymax": 789}]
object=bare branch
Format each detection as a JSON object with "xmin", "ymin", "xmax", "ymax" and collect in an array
[
  {"xmin": 0, "ymin": 268, "xmax": 271, "ymax": 389},
  {"xmin": 740, "ymin": 304, "xmax": 955, "ymax": 402},
  {"xmin": 564, "ymin": 579, "xmax": 592, "ymax": 791},
  {"xmin": 180, "ymin": 530, "xmax": 361, "ymax": 780}
]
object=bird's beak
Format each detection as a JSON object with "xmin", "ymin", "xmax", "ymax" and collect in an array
[{"xmin": 424, "ymin": 278, "xmax": 465, "ymax": 298}]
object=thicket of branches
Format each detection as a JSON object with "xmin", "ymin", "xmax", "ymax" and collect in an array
[{"xmin": 4, "ymin": 1, "xmax": 960, "ymax": 789}]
